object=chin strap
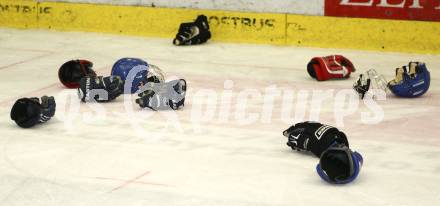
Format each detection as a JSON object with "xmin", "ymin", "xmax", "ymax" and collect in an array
[{"xmin": 316, "ymin": 151, "xmax": 363, "ymax": 184}]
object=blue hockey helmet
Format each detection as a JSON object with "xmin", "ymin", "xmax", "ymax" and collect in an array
[
  {"xmin": 316, "ymin": 145, "xmax": 363, "ymax": 184},
  {"xmin": 388, "ymin": 62, "xmax": 430, "ymax": 98},
  {"xmin": 111, "ymin": 58, "xmax": 149, "ymax": 93}
]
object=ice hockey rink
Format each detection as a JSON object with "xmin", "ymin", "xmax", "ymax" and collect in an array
[{"xmin": 0, "ymin": 28, "xmax": 439, "ymax": 206}]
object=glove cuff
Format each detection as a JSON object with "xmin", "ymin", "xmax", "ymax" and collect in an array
[
  {"xmin": 58, "ymin": 60, "xmax": 95, "ymax": 88},
  {"xmin": 316, "ymin": 149, "xmax": 363, "ymax": 184},
  {"xmin": 10, "ymin": 98, "xmax": 42, "ymax": 128}
]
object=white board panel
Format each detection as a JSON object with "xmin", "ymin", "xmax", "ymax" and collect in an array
[{"xmin": 39, "ymin": 0, "xmax": 325, "ymax": 15}]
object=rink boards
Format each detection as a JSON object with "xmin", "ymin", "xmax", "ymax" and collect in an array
[{"xmin": 0, "ymin": 0, "xmax": 440, "ymax": 54}]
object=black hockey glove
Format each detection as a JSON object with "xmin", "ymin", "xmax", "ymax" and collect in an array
[
  {"xmin": 78, "ymin": 75, "xmax": 124, "ymax": 102},
  {"xmin": 173, "ymin": 15, "xmax": 211, "ymax": 46},
  {"xmin": 136, "ymin": 79, "xmax": 187, "ymax": 110},
  {"xmin": 10, "ymin": 96, "xmax": 56, "ymax": 128},
  {"xmin": 283, "ymin": 121, "xmax": 349, "ymax": 157}
]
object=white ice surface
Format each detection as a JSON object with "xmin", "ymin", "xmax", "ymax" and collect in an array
[{"xmin": 0, "ymin": 28, "xmax": 439, "ymax": 206}]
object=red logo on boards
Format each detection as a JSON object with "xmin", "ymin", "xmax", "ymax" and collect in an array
[{"xmin": 325, "ymin": 0, "xmax": 440, "ymax": 21}]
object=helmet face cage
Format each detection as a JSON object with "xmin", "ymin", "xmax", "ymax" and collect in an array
[
  {"xmin": 147, "ymin": 64, "xmax": 165, "ymax": 83},
  {"xmin": 366, "ymin": 69, "xmax": 388, "ymax": 92},
  {"xmin": 353, "ymin": 69, "xmax": 388, "ymax": 99},
  {"xmin": 353, "ymin": 74, "xmax": 370, "ymax": 99}
]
